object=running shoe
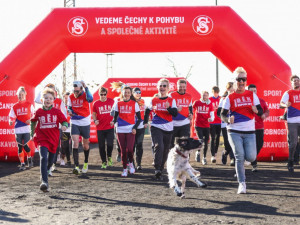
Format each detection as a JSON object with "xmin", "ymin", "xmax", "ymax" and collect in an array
[
  {"xmin": 195, "ymin": 150, "xmax": 201, "ymax": 162},
  {"xmin": 202, "ymin": 157, "xmax": 207, "ymax": 165},
  {"xmin": 56, "ymin": 153, "xmax": 61, "ymax": 164},
  {"xmin": 137, "ymin": 165, "xmax": 142, "ymax": 170},
  {"xmin": 40, "ymin": 182, "xmax": 49, "ymax": 192},
  {"xmin": 155, "ymin": 170, "xmax": 162, "ymax": 180},
  {"xmin": 121, "ymin": 169, "xmax": 128, "ymax": 177},
  {"xmin": 101, "ymin": 162, "xmax": 107, "ymax": 169},
  {"xmin": 237, "ymin": 182, "xmax": 246, "ymax": 194},
  {"xmin": 67, "ymin": 161, "xmax": 72, "ymax": 167},
  {"xmin": 116, "ymin": 153, "xmax": 121, "ymax": 162},
  {"xmin": 60, "ymin": 159, "xmax": 65, "ymax": 166},
  {"xmin": 230, "ymin": 158, "xmax": 235, "ymax": 166},
  {"xmin": 51, "ymin": 164, "xmax": 57, "ymax": 172},
  {"xmin": 82, "ymin": 163, "xmax": 88, "ymax": 173},
  {"xmin": 244, "ymin": 161, "xmax": 251, "ymax": 166},
  {"xmin": 221, "ymin": 151, "xmax": 227, "ymax": 165},
  {"xmin": 19, "ymin": 163, "xmax": 26, "ymax": 171},
  {"xmin": 73, "ymin": 166, "xmax": 81, "ymax": 175},
  {"xmin": 128, "ymin": 163, "xmax": 135, "ymax": 174},
  {"xmin": 108, "ymin": 157, "xmax": 113, "ymax": 166},
  {"xmin": 211, "ymin": 156, "xmax": 216, "ymax": 163},
  {"xmin": 252, "ymin": 165, "xmax": 258, "ymax": 172},
  {"xmin": 27, "ymin": 157, "xmax": 34, "ymax": 167},
  {"xmin": 48, "ymin": 169, "xmax": 53, "ymax": 177},
  {"xmin": 288, "ymin": 161, "xmax": 294, "ymax": 173}
]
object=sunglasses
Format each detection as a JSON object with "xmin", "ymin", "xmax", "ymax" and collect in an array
[
  {"xmin": 73, "ymin": 84, "xmax": 78, "ymax": 87},
  {"xmin": 134, "ymin": 91, "xmax": 141, "ymax": 94},
  {"xmin": 236, "ymin": 77, "xmax": 247, "ymax": 82},
  {"xmin": 160, "ymin": 84, "xmax": 167, "ymax": 88},
  {"xmin": 100, "ymin": 94, "xmax": 107, "ymax": 96}
]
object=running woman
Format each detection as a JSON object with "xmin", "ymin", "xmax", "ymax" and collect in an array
[
  {"xmin": 221, "ymin": 67, "xmax": 263, "ymax": 194},
  {"xmin": 31, "ymin": 88, "xmax": 68, "ymax": 192},
  {"xmin": 111, "ymin": 85, "xmax": 142, "ymax": 177},
  {"xmin": 169, "ymin": 79, "xmax": 193, "ymax": 148},
  {"xmin": 209, "ymin": 86, "xmax": 222, "ymax": 163},
  {"xmin": 132, "ymin": 87, "xmax": 147, "ymax": 170},
  {"xmin": 144, "ymin": 78, "xmax": 178, "ymax": 180},
  {"xmin": 92, "ymin": 87, "xmax": 115, "ymax": 169},
  {"xmin": 218, "ymin": 82, "xmax": 235, "ymax": 166},
  {"xmin": 8, "ymin": 86, "xmax": 34, "ymax": 170},
  {"xmin": 193, "ymin": 91, "xmax": 214, "ymax": 165},
  {"xmin": 68, "ymin": 80, "xmax": 93, "ymax": 175}
]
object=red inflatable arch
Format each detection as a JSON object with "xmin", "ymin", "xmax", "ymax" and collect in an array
[
  {"xmin": 89, "ymin": 77, "xmax": 200, "ymax": 143},
  {"xmin": 0, "ymin": 6, "xmax": 291, "ymax": 161}
]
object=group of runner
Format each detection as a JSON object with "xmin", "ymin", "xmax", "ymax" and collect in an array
[{"xmin": 8, "ymin": 67, "xmax": 300, "ymax": 194}]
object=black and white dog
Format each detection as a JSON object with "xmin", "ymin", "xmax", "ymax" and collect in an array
[{"xmin": 167, "ymin": 137, "xmax": 207, "ymax": 198}]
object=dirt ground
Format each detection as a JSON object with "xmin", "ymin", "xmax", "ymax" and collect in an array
[{"xmin": 0, "ymin": 135, "xmax": 300, "ymax": 225}]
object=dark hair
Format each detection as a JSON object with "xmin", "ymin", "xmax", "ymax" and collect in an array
[
  {"xmin": 226, "ymin": 82, "xmax": 234, "ymax": 90},
  {"xmin": 63, "ymin": 92, "xmax": 70, "ymax": 96},
  {"xmin": 99, "ymin": 86, "xmax": 108, "ymax": 95},
  {"xmin": 120, "ymin": 86, "xmax": 136, "ymax": 101},
  {"xmin": 248, "ymin": 84, "xmax": 257, "ymax": 90},
  {"xmin": 212, "ymin": 86, "xmax": 220, "ymax": 93},
  {"xmin": 222, "ymin": 91, "xmax": 228, "ymax": 98},
  {"xmin": 177, "ymin": 79, "xmax": 187, "ymax": 85},
  {"xmin": 290, "ymin": 75, "xmax": 300, "ymax": 82}
]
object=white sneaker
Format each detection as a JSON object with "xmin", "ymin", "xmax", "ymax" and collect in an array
[
  {"xmin": 237, "ymin": 182, "xmax": 247, "ymax": 194},
  {"xmin": 128, "ymin": 163, "xmax": 135, "ymax": 174},
  {"xmin": 51, "ymin": 164, "xmax": 56, "ymax": 172},
  {"xmin": 82, "ymin": 163, "xmax": 88, "ymax": 174},
  {"xmin": 244, "ymin": 160, "xmax": 251, "ymax": 166},
  {"xmin": 202, "ymin": 157, "xmax": 207, "ymax": 165},
  {"xmin": 48, "ymin": 169, "xmax": 53, "ymax": 177},
  {"xmin": 211, "ymin": 156, "xmax": 216, "ymax": 163},
  {"xmin": 121, "ymin": 169, "xmax": 128, "ymax": 177},
  {"xmin": 60, "ymin": 159, "xmax": 65, "ymax": 166},
  {"xmin": 195, "ymin": 151, "xmax": 201, "ymax": 162}
]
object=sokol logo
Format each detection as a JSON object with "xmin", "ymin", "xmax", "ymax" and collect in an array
[
  {"xmin": 68, "ymin": 16, "xmax": 88, "ymax": 36},
  {"xmin": 192, "ymin": 15, "xmax": 213, "ymax": 35}
]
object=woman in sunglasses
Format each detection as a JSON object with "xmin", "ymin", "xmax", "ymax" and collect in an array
[
  {"xmin": 111, "ymin": 85, "xmax": 142, "ymax": 177},
  {"xmin": 221, "ymin": 67, "xmax": 263, "ymax": 194},
  {"xmin": 92, "ymin": 87, "xmax": 115, "ymax": 169},
  {"xmin": 144, "ymin": 78, "xmax": 178, "ymax": 180}
]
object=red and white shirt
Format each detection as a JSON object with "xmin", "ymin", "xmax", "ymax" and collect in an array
[
  {"xmin": 223, "ymin": 90, "xmax": 260, "ymax": 131},
  {"xmin": 68, "ymin": 92, "xmax": 91, "ymax": 126},
  {"xmin": 148, "ymin": 97, "xmax": 177, "ymax": 131},
  {"xmin": 92, "ymin": 98, "xmax": 114, "ymax": 131},
  {"xmin": 193, "ymin": 100, "xmax": 214, "ymax": 128},
  {"xmin": 169, "ymin": 92, "xmax": 192, "ymax": 127},
  {"xmin": 281, "ymin": 89, "xmax": 300, "ymax": 123},
  {"xmin": 9, "ymin": 101, "xmax": 34, "ymax": 134},
  {"xmin": 113, "ymin": 100, "xmax": 140, "ymax": 133},
  {"xmin": 31, "ymin": 107, "xmax": 67, "ymax": 153},
  {"xmin": 209, "ymin": 96, "xmax": 221, "ymax": 125},
  {"xmin": 136, "ymin": 99, "xmax": 145, "ymax": 129},
  {"xmin": 255, "ymin": 98, "xmax": 268, "ymax": 129}
]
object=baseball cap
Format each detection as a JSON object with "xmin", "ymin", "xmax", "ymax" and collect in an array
[{"xmin": 73, "ymin": 81, "xmax": 83, "ymax": 88}]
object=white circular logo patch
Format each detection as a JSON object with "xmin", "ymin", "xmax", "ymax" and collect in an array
[
  {"xmin": 67, "ymin": 16, "xmax": 88, "ymax": 36},
  {"xmin": 192, "ymin": 15, "xmax": 213, "ymax": 35}
]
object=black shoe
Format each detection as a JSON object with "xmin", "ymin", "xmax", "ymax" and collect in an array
[
  {"xmin": 288, "ymin": 161, "xmax": 294, "ymax": 173},
  {"xmin": 40, "ymin": 182, "xmax": 49, "ymax": 192},
  {"xmin": 221, "ymin": 151, "xmax": 227, "ymax": 165},
  {"xmin": 155, "ymin": 170, "xmax": 162, "ymax": 180},
  {"xmin": 27, "ymin": 157, "xmax": 34, "ymax": 167},
  {"xmin": 252, "ymin": 165, "xmax": 258, "ymax": 172},
  {"xmin": 137, "ymin": 165, "xmax": 142, "ymax": 170},
  {"xmin": 19, "ymin": 164, "xmax": 26, "ymax": 171}
]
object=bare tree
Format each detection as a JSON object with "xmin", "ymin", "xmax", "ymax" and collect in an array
[{"xmin": 165, "ymin": 56, "xmax": 193, "ymax": 79}]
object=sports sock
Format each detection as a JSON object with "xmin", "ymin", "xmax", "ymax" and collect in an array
[{"xmin": 84, "ymin": 149, "xmax": 90, "ymax": 163}]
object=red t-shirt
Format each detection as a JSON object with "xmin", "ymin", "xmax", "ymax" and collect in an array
[
  {"xmin": 209, "ymin": 96, "xmax": 221, "ymax": 124},
  {"xmin": 255, "ymin": 98, "xmax": 268, "ymax": 129},
  {"xmin": 31, "ymin": 107, "xmax": 67, "ymax": 153},
  {"xmin": 92, "ymin": 98, "xmax": 114, "ymax": 130},
  {"xmin": 193, "ymin": 100, "xmax": 214, "ymax": 128}
]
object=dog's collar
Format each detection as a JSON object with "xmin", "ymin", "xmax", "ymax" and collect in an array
[{"xmin": 176, "ymin": 149, "xmax": 188, "ymax": 158}]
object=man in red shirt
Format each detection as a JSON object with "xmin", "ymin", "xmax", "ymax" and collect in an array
[
  {"xmin": 209, "ymin": 86, "xmax": 222, "ymax": 163},
  {"xmin": 92, "ymin": 87, "xmax": 115, "ymax": 169},
  {"xmin": 248, "ymin": 84, "xmax": 269, "ymax": 172}
]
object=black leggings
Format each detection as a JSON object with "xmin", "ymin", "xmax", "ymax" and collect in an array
[
  {"xmin": 195, "ymin": 127, "xmax": 210, "ymax": 157},
  {"xmin": 97, "ymin": 129, "xmax": 114, "ymax": 163},
  {"xmin": 210, "ymin": 124, "xmax": 221, "ymax": 156},
  {"xmin": 221, "ymin": 127, "xmax": 234, "ymax": 159},
  {"xmin": 252, "ymin": 129, "xmax": 264, "ymax": 166},
  {"xmin": 61, "ymin": 132, "xmax": 72, "ymax": 161},
  {"xmin": 133, "ymin": 128, "xmax": 145, "ymax": 166}
]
